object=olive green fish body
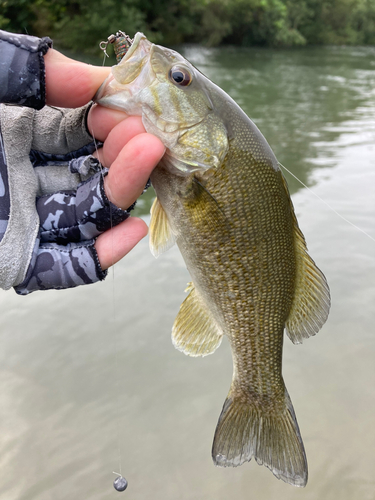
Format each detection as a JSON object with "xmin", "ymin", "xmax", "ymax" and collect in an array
[
  {"xmin": 95, "ymin": 33, "xmax": 330, "ymax": 487},
  {"xmin": 151, "ymin": 109, "xmax": 307, "ymax": 484},
  {"xmin": 152, "ymin": 117, "xmax": 295, "ymax": 392}
]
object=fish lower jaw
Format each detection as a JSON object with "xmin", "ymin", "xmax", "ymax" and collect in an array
[
  {"xmin": 143, "ymin": 107, "xmax": 181, "ymax": 133},
  {"xmin": 95, "ymin": 89, "xmax": 133, "ymax": 113}
]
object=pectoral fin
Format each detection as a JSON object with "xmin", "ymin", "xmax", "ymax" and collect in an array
[
  {"xmin": 281, "ymin": 175, "xmax": 331, "ymax": 344},
  {"xmin": 172, "ymin": 282, "xmax": 223, "ymax": 357},
  {"xmin": 149, "ymin": 197, "xmax": 176, "ymax": 258}
]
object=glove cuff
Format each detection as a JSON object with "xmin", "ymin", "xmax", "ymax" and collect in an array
[{"xmin": 0, "ymin": 30, "xmax": 52, "ymax": 109}]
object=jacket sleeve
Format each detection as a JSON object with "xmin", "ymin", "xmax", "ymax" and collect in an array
[{"xmin": 0, "ymin": 30, "xmax": 52, "ymax": 110}]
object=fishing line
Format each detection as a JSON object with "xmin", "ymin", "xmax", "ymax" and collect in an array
[
  {"xmin": 100, "ymin": 32, "xmax": 136, "ymax": 491},
  {"xmin": 98, "ymin": 32, "xmax": 136, "ymax": 492},
  {"xmin": 278, "ymin": 162, "xmax": 375, "ymax": 243},
  {"xmin": 90, "ymin": 89, "xmax": 126, "ymax": 490}
]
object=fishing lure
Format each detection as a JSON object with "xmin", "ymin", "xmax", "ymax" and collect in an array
[{"xmin": 100, "ymin": 31, "xmax": 133, "ymax": 63}]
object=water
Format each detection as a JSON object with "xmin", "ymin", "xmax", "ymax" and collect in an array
[{"xmin": 0, "ymin": 45, "xmax": 374, "ymax": 499}]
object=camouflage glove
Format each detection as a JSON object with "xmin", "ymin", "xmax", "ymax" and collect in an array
[
  {"xmin": 0, "ymin": 29, "xmax": 52, "ymax": 109},
  {"xmin": 0, "ymin": 104, "xmax": 133, "ymax": 294}
]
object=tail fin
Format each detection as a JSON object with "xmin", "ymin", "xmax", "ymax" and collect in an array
[{"xmin": 212, "ymin": 390, "xmax": 308, "ymax": 487}]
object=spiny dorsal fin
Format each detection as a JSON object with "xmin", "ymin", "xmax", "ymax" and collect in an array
[
  {"xmin": 149, "ymin": 197, "xmax": 176, "ymax": 258},
  {"xmin": 172, "ymin": 282, "xmax": 223, "ymax": 357},
  {"xmin": 281, "ymin": 175, "xmax": 331, "ymax": 344}
]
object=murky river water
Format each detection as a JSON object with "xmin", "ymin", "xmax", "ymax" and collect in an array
[{"xmin": 0, "ymin": 45, "xmax": 374, "ymax": 500}]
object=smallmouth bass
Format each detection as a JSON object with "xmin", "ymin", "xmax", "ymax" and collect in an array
[{"xmin": 95, "ymin": 33, "xmax": 330, "ymax": 487}]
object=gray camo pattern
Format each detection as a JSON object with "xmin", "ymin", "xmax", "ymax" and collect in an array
[
  {"xmin": 14, "ymin": 238, "xmax": 106, "ymax": 294},
  {"xmin": 15, "ymin": 161, "xmax": 133, "ymax": 295},
  {"xmin": 37, "ymin": 166, "xmax": 131, "ymax": 245}
]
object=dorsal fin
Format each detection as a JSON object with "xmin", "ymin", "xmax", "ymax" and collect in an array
[
  {"xmin": 172, "ymin": 282, "xmax": 223, "ymax": 357},
  {"xmin": 149, "ymin": 197, "xmax": 176, "ymax": 258},
  {"xmin": 281, "ymin": 175, "xmax": 331, "ymax": 344}
]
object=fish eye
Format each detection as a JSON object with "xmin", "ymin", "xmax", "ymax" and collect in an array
[{"xmin": 169, "ymin": 66, "xmax": 192, "ymax": 87}]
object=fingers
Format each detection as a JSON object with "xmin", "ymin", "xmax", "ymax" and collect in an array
[
  {"xmin": 87, "ymin": 104, "xmax": 136, "ymax": 145},
  {"xmin": 44, "ymin": 51, "xmax": 131, "ymax": 139},
  {"xmin": 43, "ymin": 50, "xmax": 166, "ymax": 275},
  {"xmin": 92, "ymin": 114, "xmax": 165, "ymax": 268},
  {"xmin": 94, "ymin": 217, "xmax": 148, "ymax": 269},
  {"xmin": 90, "ymin": 106, "xmax": 165, "ymax": 210},
  {"xmin": 103, "ymin": 133, "xmax": 165, "ymax": 210},
  {"xmin": 44, "ymin": 49, "xmax": 111, "ymax": 107},
  {"xmin": 94, "ymin": 115, "xmax": 148, "ymax": 166},
  {"xmin": 92, "ymin": 129, "xmax": 165, "ymax": 269},
  {"xmin": 90, "ymin": 110, "xmax": 165, "ymax": 209}
]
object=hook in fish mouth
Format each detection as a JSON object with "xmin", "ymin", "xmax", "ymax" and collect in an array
[
  {"xmin": 99, "ymin": 30, "xmax": 134, "ymax": 62},
  {"xmin": 94, "ymin": 33, "xmax": 154, "ymax": 107}
]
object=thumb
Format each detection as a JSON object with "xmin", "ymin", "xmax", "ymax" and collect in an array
[{"xmin": 44, "ymin": 49, "xmax": 110, "ymax": 107}]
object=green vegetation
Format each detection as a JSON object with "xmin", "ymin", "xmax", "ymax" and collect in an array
[{"xmin": 1, "ymin": 0, "xmax": 375, "ymax": 53}]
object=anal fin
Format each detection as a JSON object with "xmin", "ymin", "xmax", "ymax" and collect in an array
[{"xmin": 172, "ymin": 282, "xmax": 223, "ymax": 357}]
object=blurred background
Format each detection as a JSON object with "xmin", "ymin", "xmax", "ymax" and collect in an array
[
  {"xmin": 0, "ymin": 2, "xmax": 375, "ymax": 500},
  {"xmin": 2, "ymin": 0, "xmax": 375, "ymax": 54}
]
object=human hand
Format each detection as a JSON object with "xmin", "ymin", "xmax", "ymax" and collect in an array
[
  {"xmin": 0, "ymin": 40, "xmax": 165, "ymax": 293},
  {"xmin": 44, "ymin": 49, "xmax": 165, "ymax": 271},
  {"xmin": 88, "ymin": 108, "xmax": 165, "ymax": 270}
]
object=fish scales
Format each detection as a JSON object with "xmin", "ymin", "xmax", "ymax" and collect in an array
[
  {"xmin": 95, "ymin": 32, "xmax": 330, "ymax": 487},
  {"xmin": 153, "ymin": 121, "xmax": 294, "ymax": 394}
]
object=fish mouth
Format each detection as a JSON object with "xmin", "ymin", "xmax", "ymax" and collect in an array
[
  {"xmin": 93, "ymin": 32, "xmax": 205, "ymax": 147},
  {"xmin": 119, "ymin": 32, "xmax": 148, "ymax": 63},
  {"xmin": 94, "ymin": 33, "xmax": 193, "ymax": 135},
  {"xmin": 94, "ymin": 32, "xmax": 153, "ymax": 109}
]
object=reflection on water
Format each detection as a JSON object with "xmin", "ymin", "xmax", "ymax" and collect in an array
[
  {"xmin": 0, "ymin": 46, "xmax": 374, "ymax": 500},
  {"xmin": 181, "ymin": 44, "xmax": 375, "ymax": 192}
]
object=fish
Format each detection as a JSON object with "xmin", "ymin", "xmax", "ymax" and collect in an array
[{"xmin": 95, "ymin": 32, "xmax": 331, "ymax": 487}]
